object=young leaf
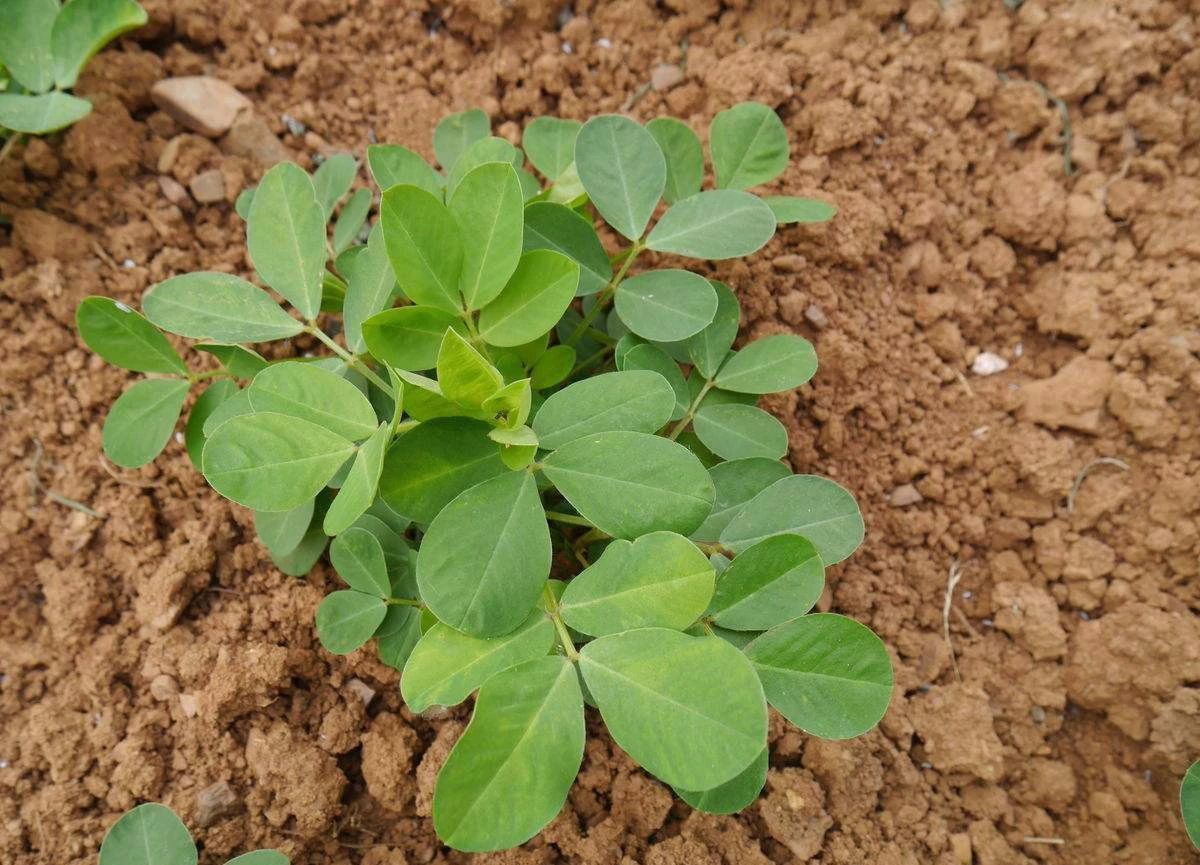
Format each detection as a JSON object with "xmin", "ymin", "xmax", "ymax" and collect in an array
[
  {"xmin": 316, "ymin": 590, "xmax": 387, "ymax": 654},
  {"xmin": 184, "ymin": 379, "xmax": 237, "ymax": 468},
  {"xmin": 379, "ymin": 417, "xmax": 505, "ymax": 523},
  {"xmin": 312, "ymin": 153, "xmax": 357, "ymax": 218},
  {"xmin": 720, "ymin": 473, "xmax": 864, "ymax": 563},
  {"xmin": 434, "ymin": 656, "xmax": 583, "ymax": 852},
  {"xmin": 332, "ymin": 187, "xmax": 372, "ymax": 254},
  {"xmin": 0, "ymin": 91, "xmax": 92, "ymax": 133},
  {"xmin": 417, "ymin": 471, "xmax": 551, "ymax": 637},
  {"xmin": 478, "ymin": 249, "xmax": 580, "ymax": 347},
  {"xmin": 195, "ymin": 343, "xmax": 269, "ymax": 380},
  {"xmin": 254, "ymin": 498, "xmax": 316, "ymax": 559},
  {"xmin": 744, "ymin": 614, "xmax": 893, "ymax": 739},
  {"xmin": 709, "ymin": 102, "xmax": 789, "ymax": 190},
  {"xmin": 437, "ymin": 330, "xmax": 504, "ymax": 409},
  {"xmin": 646, "ymin": 190, "xmax": 776, "ymax": 260},
  {"xmin": 714, "ymin": 334, "xmax": 817, "ymax": 394},
  {"xmin": 709, "ymin": 535, "xmax": 824, "ymax": 630},
  {"xmin": 693, "ymin": 404, "xmax": 788, "ymax": 461},
  {"xmin": 329, "ymin": 525, "xmax": 391, "ymax": 597},
  {"xmin": 445, "ymin": 136, "xmax": 523, "ymax": 197},
  {"xmin": 143, "ymin": 273, "xmax": 303, "ymax": 343},
  {"xmin": 685, "ymin": 281, "xmax": 740, "ymax": 379},
  {"xmin": 523, "ymin": 201, "xmax": 611, "ymax": 297},
  {"xmin": 76, "ymin": 296, "xmax": 187, "ymax": 375},
  {"xmin": 323, "ymin": 423, "xmax": 390, "ymax": 534},
  {"xmin": 523, "ymin": 116, "xmax": 581, "ymax": 180},
  {"xmin": 102, "ymin": 378, "xmax": 189, "ymax": 468},
  {"xmin": 433, "ymin": 108, "xmax": 490, "ymax": 171},
  {"xmin": 362, "ymin": 306, "xmax": 467, "ymax": 371},
  {"xmin": 674, "ymin": 748, "xmax": 768, "ymax": 815},
  {"xmin": 691, "ymin": 457, "xmax": 791, "ymax": 542},
  {"xmin": 541, "ymin": 431, "xmax": 714, "ymax": 539},
  {"xmin": 449, "ymin": 162, "xmax": 524, "ymax": 309},
  {"xmin": 203, "ymin": 412, "xmax": 356, "ymax": 512},
  {"xmin": 380, "ymin": 184, "xmax": 464, "ymax": 313},
  {"xmin": 619, "ymin": 343, "xmax": 689, "ymax": 420},
  {"xmin": 368, "ymin": 144, "xmax": 443, "ymax": 197},
  {"xmin": 390, "ymin": 369, "xmax": 484, "ymax": 422},
  {"xmin": 579, "ymin": 628, "xmax": 766, "ymax": 790},
  {"xmin": 341, "ymin": 225, "xmax": 398, "ymax": 353},
  {"xmin": 532, "ymin": 370, "xmax": 674, "ymax": 450},
  {"xmin": 559, "ymin": 532, "xmax": 715, "ymax": 636},
  {"xmin": 614, "ymin": 269, "xmax": 718, "ymax": 342},
  {"xmin": 764, "ymin": 196, "xmax": 836, "ymax": 224},
  {"xmin": 482, "ymin": 379, "xmax": 532, "ymax": 430},
  {"xmin": 50, "ymin": 0, "xmax": 148, "ymax": 89},
  {"xmin": 0, "ymin": 0, "xmax": 57, "ymax": 93},
  {"xmin": 1182, "ymin": 762, "xmax": 1200, "ymax": 849},
  {"xmin": 401, "ymin": 610, "xmax": 556, "ymax": 711},
  {"xmin": 247, "ymin": 361, "xmax": 378, "ymax": 441},
  {"xmin": 99, "ymin": 803, "xmax": 197, "ymax": 865},
  {"xmin": 574, "ymin": 114, "xmax": 665, "ymax": 241},
  {"xmin": 529, "ymin": 344, "xmax": 575, "ymax": 390},
  {"xmin": 646, "ymin": 117, "xmax": 703, "ymax": 205},
  {"xmin": 246, "ymin": 162, "xmax": 326, "ymax": 320}
]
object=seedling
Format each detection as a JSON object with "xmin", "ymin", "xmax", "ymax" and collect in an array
[
  {"xmin": 99, "ymin": 803, "xmax": 287, "ymax": 865},
  {"xmin": 78, "ymin": 103, "xmax": 891, "ymax": 852},
  {"xmin": 0, "ymin": 0, "xmax": 147, "ymax": 164}
]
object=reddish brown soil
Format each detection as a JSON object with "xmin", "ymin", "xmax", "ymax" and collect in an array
[{"xmin": 2, "ymin": 1, "xmax": 1199, "ymax": 863}]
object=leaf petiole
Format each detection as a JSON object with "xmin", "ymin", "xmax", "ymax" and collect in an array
[
  {"xmin": 304, "ymin": 323, "xmax": 395, "ymax": 397},
  {"xmin": 386, "ymin": 597, "xmax": 424, "ymax": 608},
  {"xmin": 542, "ymin": 582, "xmax": 578, "ymax": 661},
  {"xmin": 566, "ymin": 241, "xmax": 643, "ymax": 347},
  {"xmin": 545, "ymin": 510, "xmax": 593, "ymax": 528},
  {"xmin": 667, "ymin": 377, "xmax": 715, "ymax": 440}
]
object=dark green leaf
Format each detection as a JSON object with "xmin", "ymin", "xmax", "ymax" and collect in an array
[
  {"xmin": 532, "ymin": 370, "xmax": 674, "ymax": 450},
  {"xmin": 98, "ymin": 803, "xmax": 196, "ymax": 865},
  {"xmin": 619, "ymin": 343, "xmax": 688, "ymax": 421},
  {"xmin": 201, "ymin": 387, "xmax": 252, "ymax": 436},
  {"xmin": 184, "ymin": 380, "xmax": 237, "ymax": 469},
  {"xmin": 478, "ymin": 249, "xmax": 579, "ymax": 347},
  {"xmin": 50, "ymin": 0, "xmax": 147, "ymax": 89},
  {"xmin": 341, "ymin": 224, "xmax": 398, "ymax": 353},
  {"xmin": 247, "ymin": 361, "xmax": 378, "ymax": 440},
  {"xmin": 330, "ymin": 525, "xmax": 391, "ymax": 597},
  {"xmin": 194, "ymin": 343, "xmax": 268, "ymax": 379},
  {"xmin": 380, "ymin": 184, "xmax": 463, "ymax": 313},
  {"xmin": 764, "ymin": 196, "xmax": 836, "ymax": 224},
  {"xmin": 691, "ymin": 457, "xmax": 790, "ymax": 542},
  {"xmin": 324, "ymin": 423, "xmax": 390, "ymax": 534},
  {"xmin": 575, "ymin": 115, "xmax": 665, "ymax": 241},
  {"xmin": 693, "ymin": 404, "xmax": 788, "ymax": 461},
  {"xmin": 247, "ymin": 162, "xmax": 326, "ymax": 320},
  {"xmin": 714, "ymin": 334, "xmax": 817, "ymax": 394},
  {"xmin": 614, "ymin": 269, "xmax": 718, "ymax": 342},
  {"xmin": 102, "ymin": 378, "xmax": 188, "ymax": 468},
  {"xmin": 529, "ymin": 344, "xmax": 574, "ymax": 389},
  {"xmin": 646, "ymin": 117, "xmax": 703, "ymax": 205},
  {"xmin": 316, "ymin": 590, "xmax": 387, "ymax": 654},
  {"xmin": 685, "ymin": 281, "xmax": 740, "ymax": 379},
  {"xmin": 1182, "ymin": 762, "xmax": 1200, "ymax": 848},
  {"xmin": 523, "ymin": 201, "xmax": 611, "ymax": 297},
  {"xmin": 709, "ymin": 535, "xmax": 823, "ymax": 630},
  {"xmin": 376, "ymin": 605, "xmax": 422, "ymax": 671},
  {"xmin": 143, "ymin": 272, "xmax": 303, "ymax": 343},
  {"xmin": 709, "ymin": 102, "xmax": 789, "ymax": 190},
  {"xmin": 225, "ymin": 852, "xmax": 289, "ymax": 865},
  {"xmin": 76, "ymin": 296, "xmax": 187, "ymax": 375}
]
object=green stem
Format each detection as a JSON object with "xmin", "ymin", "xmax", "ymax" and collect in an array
[
  {"xmin": 569, "ymin": 345, "xmax": 614, "ymax": 379},
  {"xmin": 0, "ymin": 133, "xmax": 23, "ymax": 172},
  {"xmin": 696, "ymin": 541, "xmax": 732, "ymax": 558},
  {"xmin": 566, "ymin": 242, "xmax": 643, "ymax": 347},
  {"xmin": 393, "ymin": 419, "xmax": 420, "ymax": 435},
  {"xmin": 545, "ymin": 510, "xmax": 593, "ymax": 528},
  {"xmin": 460, "ymin": 307, "xmax": 493, "ymax": 359},
  {"xmin": 188, "ymin": 368, "xmax": 236, "ymax": 384},
  {"xmin": 305, "ymin": 324, "xmax": 395, "ymax": 396},
  {"xmin": 543, "ymin": 583, "xmax": 578, "ymax": 661},
  {"xmin": 386, "ymin": 597, "xmax": 423, "ymax": 608},
  {"xmin": 667, "ymin": 378, "xmax": 715, "ymax": 440}
]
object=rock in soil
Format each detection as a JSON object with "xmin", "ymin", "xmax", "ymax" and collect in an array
[{"xmin": 151, "ymin": 76, "xmax": 251, "ymax": 137}]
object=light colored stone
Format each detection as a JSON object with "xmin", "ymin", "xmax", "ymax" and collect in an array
[
  {"xmin": 221, "ymin": 114, "xmax": 290, "ymax": 167},
  {"xmin": 650, "ymin": 63, "xmax": 684, "ymax": 91},
  {"xmin": 151, "ymin": 76, "xmax": 251, "ymax": 137},
  {"xmin": 889, "ymin": 483, "xmax": 924, "ymax": 507},
  {"xmin": 972, "ymin": 351, "xmax": 1009, "ymax": 376},
  {"xmin": 805, "ymin": 304, "xmax": 830, "ymax": 329},
  {"xmin": 195, "ymin": 780, "xmax": 239, "ymax": 828},
  {"xmin": 158, "ymin": 175, "xmax": 193, "ymax": 210},
  {"xmin": 189, "ymin": 169, "xmax": 226, "ymax": 204}
]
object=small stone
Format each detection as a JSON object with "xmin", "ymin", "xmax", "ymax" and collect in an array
[
  {"xmin": 178, "ymin": 693, "xmax": 199, "ymax": 718},
  {"xmin": 221, "ymin": 114, "xmax": 290, "ymax": 167},
  {"xmin": 150, "ymin": 76, "xmax": 251, "ymax": 137},
  {"xmin": 189, "ymin": 169, "xmax": 226, "ymax": 204},
  {"xmin": 971, "ymin": 351, "xmax": 1009, "ymax": 376},
  {"xmin": 158, "ymin": 175, "xmax": 194, "ymax": 210},
  {"xmin": 346, "ymin": 678, "xmax": 377, "ymax": 706},
  {"xmin": 281, "ymin": 113, "xmax": 306, "ymax": 136},
  {"xmin": 194, "ymin": 780, "xmax": 240, "ymax": 828},
  {"xmin": 889, "ymin": 484, "xmax": 923, "ymax": 507},
  {"xmin": 651, "ymin": 63, "xmax": 684, "ymax": 92},
  {"xmin": 149, "ymin": 674, "xmax": 178, "ymax": 701},
  {"xmin": 157, "ymin": 135, "xmax": 185, "ymax": 173},
  {"xmin": 805, "ymin": 304, "xmax": 830, "ymax": 329},
  {"xmin": 772, "ymin": 254, "xmax": 805, "ymax": 273}
]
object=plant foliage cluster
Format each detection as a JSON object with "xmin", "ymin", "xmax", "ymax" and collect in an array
[
  {"xmin": 78, "ymin": 103, "xmax": 893, "ymax": 852},
  {"xmin": 99, "ymin": 803, "xmax": 286, "ymax": 865}
]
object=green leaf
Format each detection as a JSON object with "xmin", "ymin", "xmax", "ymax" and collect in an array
[
  {"xmin": 368, "ymin": 144, "xmax": 443, "ymax": 197},
  {"xmin": 247, "ymin": 361, "xmax": 378, "ymax": 441},
  {"xmin": 99, "ymin": 803, "xmax": 196, "ymax": 865},
  {"xmin": 764, "ymin": 196, "xmax": 836, "ymax": 224},
  {"xmin": 390, "ymin": 369, "xmax": 481, "ymax": 422},
  {"xmin": 614, "ymin": 269, "xmax": 718, "ymax": 342},
  {"xmin": 316, "ymin": 590, "xmax": 387, "ymax": 654},
  {"xmin": 102, "ymin": 378, "xmax": 188, "ymax": 468},
  {"xmin": 246, "ymin": 162, "xmax": 326, "ymax": 320},
  {"xmin": 225, "ymin": 852, "xmax": 290, "ymax": 865},
  {"xmin": 362, "ymin": 306, "xmax": 466, "ymax": 372},
  {"xmin": 691, "ymin": 457, "xmax": 790, "ymax": 542},
  {"xmin": 720, "ymin": 473, "xmax": 863, "ymax": 563},
  {"xmin": 685, "ymin": 281, "xmax": 740, "ymax": 379},
  {"xmin": 434, "ymin": 107, "xmax": 490, "ymax": 171},
  {"xmin": 329, "ymin": 525, "xmax": 391, "ymax": 597},
  {"xmin": 0, "ymin": 0, "xmax": 58, "ymax": 92},
  {"xmin": 575, "ymin": 114, "xmax": 665, "ymax": 241},
  {"xmin": 445, "ymin": 136, "xmax": 523, "ymax": 198},
  {"xmin": 532, "ymin": 370, "xmax": 674, "ymax": 450},
  {"xmin": 579, "ymin": 628, "xmax": 766, "ymax": 790},
  {"xmin": 355, "ymin": 511, "xmax": 415, "ymax": 591},
  {"xmin": 542, "ymin": 431, "xmax": 713, "ymax": 539},
  {"xmin": 379, "ymin": 417, "xmax": 505, "ymax": 523},
  {"xmin": 184, "ymin": 380, "xmax": 236, "ymax": 469},
  {"xmin": 529, "ymin": 344, "xmax": 574, "ymax": 390},
  {"xmin": 0, "ymin": 91, "xmax": 91, "ymax": 133},
  {"xmin": 1182, "ymin": 762, "xmax": 1200, "ymax": 848},
  {"xmin": 560, "ymin": 532, "xmax": 714, "ymax": 636},
  {"xmin": 619, "ymin": 343, "xmax": 688, "ymax": 421},
  {"xmin": 478, "ymin": 249, "xmax": 579, "ymax": 347},
  {"xmin": 376, "ymin": 605, "xmax": 422, "ymax": 670},
  {"xmin": 523, "ymin": 201, "xmax": 611, "ymax": 297},
  {"xmin": 143, "ymin": 272, "xmax": 303, "ymax": 343},
  {"xmin": 234, "ymin": 187, "xmax": 255, "ymax": 220},
  {"xmin": 744, "ymin": 613, "xmax": 892, "ymax": 739},
  {"xmin": 203, "ymin": 412, "xmax": 355, "ymax": 512},
  {"xmin": 693, "ymin": 404, "xmax": 787, "ymax": 461},
  {"xmin": 201, "ymin": 387, "xmax": 252, "ymax": 436},
  {"xmin": 324, "ymin": 423, "xmax": 389, "ymax": 534},
  {"xmin": 646, "ymin": 117, "xmax": 703, "ymax": 205},
  {"xmin": 312, "ymin": 153, "xmax": 357, "ymax": 218},
  {"xmin": 646, "ymin": 190, "xmax": 776, "ymax": 260},
  {"xmin": 76, "ymin": 296, "xmax": 186, "ymax": 375},
  {"xmin": 434, "ymin": 656, "xmax": 583, "ymax": 852},
  {"xmin": 674, "ymin": 748, "xmax": 767, "ymax": 815},
  {"xmin": 332, "ymin": 187, "xmax": 372, "ymax": 254},
  {"xmin": 709, "ymin": 102, "xmax": 789, "ymax": 191},
  {"xmin": 437, "ymin": 330, "xmax": 503, "ymax": 409},
  {"xmin": 714, "ymin": 334, "xmax": 817, "ymax": 394},
  {"xmin": 401, "ymin": 610, "xmax": 556, "ymax": 711},
  {"xmin": 254, "ymin": 498, "xmax": 315, "ymax": 559},
  {"xmin": 482, "ymin": 379, "xmax": 532, "ymax": 429},
  {"xmin": 340, "ymin": 224, "xmax": 397, "ymax": 353},
  {"xmin": 270, "ymin": 498, "xmax": 330, "ymax": 576},
  {"xmin": 195, "ymin": 343, "xmax": 268, "ymax": 379},
  {"xmin": 417, "ymin": 471, "xmax": 550, "ymax": 637},
  {"xmin": 523, "ymin": 116, "xmax": 581, "ymax": 180},
  {"xmin": 380, "ymin": 184, "xmax": 463, "ymax": 313},
  {"xmin": 50, "ymin": 0, "xmax": 147, "ymax": 89},
  {"xmin": 449, "ymin": 162, "xmax": 524, "ymax": 309},
  {"xmin": 709, "ymin": 535, "xmax": 823, "ymax": 630}
]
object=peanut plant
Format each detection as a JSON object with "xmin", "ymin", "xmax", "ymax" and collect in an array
[
  {"xmin": 99, "ymin": 803, "xmax": 286, "ymax": 865},
  {"xmin": 77, "ymin": 104, "xmax": 893, "ymax": 852}
]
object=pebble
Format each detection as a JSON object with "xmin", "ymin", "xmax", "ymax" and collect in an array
[
  {"xmin": 651, "ymin": 63, "xmax": 684, "ymax": 91},
  {"xmin": 772, "ymin": 254, "xmax": 805, "ymax": 273},
  {"xmin": 805, "ymin": 304, "xmax": 830, "ymax": 329},
  {"xmin": 971, "ymin": 351, "xmax": 1009, "ymax": 376},
  {"xmin": 281, "ymin": 113, "xmax": 306, "ymax": 136},
  {"xmin": 158, "ymin": 175, "xmax": 194, "ymax": 211},
  {"xmin": 889, "ymin": 483, "xmax": 924, "ymax": 507},
  {"xmin": 189, "ymin": 168, "xmax": 227, "ymax": 204},
  {"xmin": 195, "ymin": 780, "xmax": 240, "ymax": 828},
  {"xmin": 151, "ymin": 76, "xmax": 251, "ymax": 138},
  {"xmin": 221, "ymin": 114, "xmax": 290, "ymax": 167},
  {"xmin": 346, "ymin": 678, "xmax": 377, "ymax": 706}
]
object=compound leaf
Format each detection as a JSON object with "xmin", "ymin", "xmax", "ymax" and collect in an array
[
  {"xmin": 316, "ymin": 590, "xmax": 387, "ymax": 654},
  {"xmin": 247, "ymin": 361, "xmax": 378, "ymax": 441},
  {"xmin": 523, "ymin": 116, "xmax": 581, "ymax": 180},
  {"xmin": 693, "ymin": 404, "xmax": 788, "ymax": 461},
  {"xmin": 720, "ymin": 473, "xmax": 864, "ymax": 563},
  {"xmin": 523, "ymin": 201, "xmax": 611, "ymax": 297},
  {"xmin": 646, "ymin": 190, "xmax": 776, "ymax": 260},
  {"xmin": 575, "ymin": 114, "xmax": 665, "ymax": 241},
  {"xmin": 478, "ymin": 249, "xmax": 579, "ymax": 347},
  {"xmin": 0, "ymin": 91, "xmax": 91, "ymax": 133},
  {"xmin": 246, "ymin": 162, "xmax": 326, "ymax": 320},
  {"xmin": 449, "ymin": 162, "xmax": 524, "ymax": 310},
  {"xmin": 324, "ymin": 423, "xmax": 390, "ymax": 534},
  {"xmin": 380, "ymin": 184, "xmax": 463, "ymax": 313},
  {"xmin": 709, "ymin": 535, "xmax": 824, "ymax": 631},
  {"xmin": 614, "ymin": 270, "xmax": 717, "ymax": 342},
  {"xmin": 646, "ymin": 117, "xmax": 703, "ymax": 205},
  {"xmin": 50, "ymin": 0, "xmax": 147, "ymax": 89},
  {"xmin": 674, "ymin": 748, "xmax": 768, "ymax": 815},
  {"xmin": 709, "ymin": 102, "xmax": 789, "ymax": 190},
  {"xmin": 143, "ymin": 273, "xmax": 303, "ymax": 343},
  {"xmin": 102, "ymin": 378, "xmax": 189, "ymax": 468},
  {"xmin": 98, "ymin": 803, "xmax": 196, "ymax": 865},
  {"xmin": 76, "ymin": 296, "xmax": 187, "ymax": 375},
  {"xmin": 532, "ymin": 370, "xmax": 674, "ymax": 451},
  {"xmin": 714, "ymin": 334, "xmax": 817, "ymax": 394},
  {"xmin": 329, "ymin": 525, "xmax": 391, "ymax": 597}
]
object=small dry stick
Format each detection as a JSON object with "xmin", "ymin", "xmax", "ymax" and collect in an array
[
  {"xmin": 1022, "ymin": 836, "xmax": 1065, "ymax": 846},
  {"xmin": 1067, "ymin": 457, "xmax": 1130, "ymax": 513},
  {"xmin": 943, "ymin": 560, "xmax": 965, "ymax": 683}
]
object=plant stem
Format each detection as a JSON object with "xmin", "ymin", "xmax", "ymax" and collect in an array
[
  {"xmin": 386, "ymin": 597, "xmax": 423, "ymax": 607},
  {"xmin": 543, "ymin": 583, "xmax": 578, "ymax": 661},
  {"xmin": 545, "ymin": 510, "xmax": 593, "ymax": 528},
  {"xmin": 568, "ymin": 344, "xmax": 613, "ymax": 379},
  {"xmin": 566, "ymin": 242, "xmax": 643, "ymax": 347},
  {"xmin": 667, "ymin": 378, "xmax": 715, "ymax": 440},
  {"xmin": 305, "ymin": 324, "xmax": 394, "ymax": 396},
  {"xmin": 188, "ymin": 368, "xmax": 236, "ymax": 384},
  {"xmin": 0, "ymin": 133, "xmax": 23, "ymax": 172},
  {"xmin": 696, "ymin": 541, "xmax": 733, "ymax": 558}
]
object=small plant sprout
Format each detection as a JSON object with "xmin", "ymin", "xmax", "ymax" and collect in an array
[
  {"xmin": 0, "ymin": 0, "xmax": 147, "ymax": 164},
  {"xmin": 99, "ymin": 802, "xmax": 288, "ymax": 865},
  {"xmin": 78, "ymin": 103, "xmax": 893, "ymax": 852}
]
